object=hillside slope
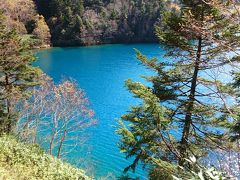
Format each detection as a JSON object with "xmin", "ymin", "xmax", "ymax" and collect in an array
[
  {"xmin": 0, "ymin": 136, "xmax": 91, "ymax": 180},
  {"xmin": 0, "ymin": 0, "xmax": 51, "ymax": 48},
  {"xmin": 34, "ymin": 0, "xmax": 164, "ymax": 46}
]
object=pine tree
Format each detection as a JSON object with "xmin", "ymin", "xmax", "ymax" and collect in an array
[
  {"xmin": 117, "ymin": 0, "xmax": 240, "ymax": 178},
  {"xmin": 230, "ymin": 71, "xmax": 240, "ymax": 142},
  {"xmin": 0, "ymin": 14, "xmax": 41, "ymax": 134}
]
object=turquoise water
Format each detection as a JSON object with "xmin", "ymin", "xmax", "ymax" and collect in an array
[{"xmin": 35, "ymin": 44, "xmax": 165, "ymax": 179}]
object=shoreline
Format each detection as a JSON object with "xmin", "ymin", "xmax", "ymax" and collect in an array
[{"xmin": 35, "ymin": 41, "xmax": 160, "ymax": 51}]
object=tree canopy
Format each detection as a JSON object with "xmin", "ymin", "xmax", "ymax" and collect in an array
[
  {"xmin": 117, "ymin": 0, "xmax": 240, "ymax": 178},
  {"xmin": 0, "ymin": 14, "xmax": 41, "ymax": 133}
]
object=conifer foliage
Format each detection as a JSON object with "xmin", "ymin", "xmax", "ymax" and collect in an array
[
  {"xmin": 0, "ymin": 15, "xmax": 41, "ymax": 134},
  {"xmin": 117, "ymin": 0, "xmax": 240, "ymax": 178}
]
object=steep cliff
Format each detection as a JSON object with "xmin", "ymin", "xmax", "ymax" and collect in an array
[{"xmin": 34, "ymin": 0, "xmax": 164, "ymax": 46}]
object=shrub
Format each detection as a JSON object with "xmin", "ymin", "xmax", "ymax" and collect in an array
[{"xmin": 0, "ymin": 136, "xmax": 91, "ymax": 180}]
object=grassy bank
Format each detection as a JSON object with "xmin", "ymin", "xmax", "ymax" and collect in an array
[{"xmin": 0, "ymin": 136, "xmax": 91, "ymax": 180}]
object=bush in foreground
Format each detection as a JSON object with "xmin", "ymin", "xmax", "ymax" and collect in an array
[{"xmin": 0, "ymin": 136, "xmax": 91, "ymax": 180}]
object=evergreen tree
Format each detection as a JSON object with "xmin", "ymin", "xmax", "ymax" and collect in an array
[
  {"xmin": 229, "ymin": 71, "xmax": 240, "ymax": 142},
  {"xmin": 0, "ymin": 14, "xmax": 41, "ymax": 134},
  {"xmin": 117, "ymin": 0, "xmax": 240, "ymax": 178}
]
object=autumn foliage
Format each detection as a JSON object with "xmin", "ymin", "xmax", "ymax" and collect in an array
[{"xmin": 17, "ymin": 75, "xmax": 96, "ymax": 158}]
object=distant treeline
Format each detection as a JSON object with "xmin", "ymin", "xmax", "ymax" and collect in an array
[{"xmin": 34, "ymin": 0, "xmax": 167, "ymax": 46}]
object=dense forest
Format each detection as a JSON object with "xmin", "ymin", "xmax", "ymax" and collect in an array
[
  {"xmin": 0, "ymin": 0, "xmax": 51, "ymax": 48},
  {"xmin": 1, "ymin": 0, "xmax": 168, "ymax": 47},
  {"xmin": 0, "ymin": 0, "xmax": 240, "ymax": 179},
  {"xmin": 34, "ymin": 0, "xmax": 165, "ymax": 46}
]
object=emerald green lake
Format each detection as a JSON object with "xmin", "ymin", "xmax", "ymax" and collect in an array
[{"xmin": 35, "ymin": 44, "xmax": 165, "ymax": 179}]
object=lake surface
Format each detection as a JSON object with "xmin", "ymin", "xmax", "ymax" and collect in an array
[{"xmin": 35, "ymin": 44, "xmax": 165, "ymax": 179}]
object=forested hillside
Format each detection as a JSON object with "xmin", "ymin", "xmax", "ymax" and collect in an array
[
  {"xmin": 0, "ymin": 0, "xmax": 168, "ymax": 47},
  {"xmin": 34, "ymin": 0, "xmax": 165, "ymax": 46},
  {"xmin": 0, "ymin": 0, "xmax": 51, "ymax": 48}
]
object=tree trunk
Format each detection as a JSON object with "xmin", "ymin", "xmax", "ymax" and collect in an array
[
  {"xmin": 179, "ymin": 37, "xmax": 202, "ymax": 165},
  {"xmin": 57, "ymin": 126, "xmax": 67, "ymax": 158},
  {"xmin": 49, "ymin": 131, "xmax": 57, "ymax": 155},
  {"xmin": 5, "ymin": 73, "xmax": 11, "ymax": 133}
]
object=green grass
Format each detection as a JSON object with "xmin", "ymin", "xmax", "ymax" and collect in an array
[{"xmin": 0, "ymin": 136, "xmax": 91, "ymax": 180}]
